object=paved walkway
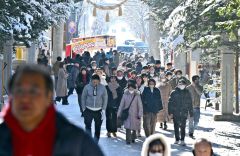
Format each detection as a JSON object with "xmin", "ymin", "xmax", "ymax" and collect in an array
[
  {"xmin": 0, "ymin": 94, "xmax": 239, "ymax": 155},
  {"xmin": 56, "ymin": 93, "xmax": 240, "ymax": 156}
]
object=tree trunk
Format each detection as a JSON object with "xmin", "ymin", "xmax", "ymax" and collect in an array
[{"xmin": 3, "ymin": 38, "xmax": 13, "ymax": 95}]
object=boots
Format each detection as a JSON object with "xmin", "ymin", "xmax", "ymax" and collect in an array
[
  {"xmin": 163, "ymin": 122, "xmax": 168, "ymax": 130},
  {"xmin": 160, "ymin": 123, "xmax": 163, "ymax": 128},
  {"xmin": 62, "ymin": 96, "xmax": 69, "ymax": 105}
]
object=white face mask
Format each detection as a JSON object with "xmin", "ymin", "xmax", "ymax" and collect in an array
[
  {"xmin": 117, "ymin": 76, "xmax": 123, "ymax": 80},
  {"xmin": 177, "ymin": 75, "xmax": 182, "ymax": 78},
  {"xmin": 149, "ymin": 85, "xmax": 155, "ymax": 89},
  {"xmin": 149, "ymin": 152, "xmax": 163, "ymax": 156},
  {"xmin": 178, "ymin": 85, "xmax": 186, "ymax": 90},
  {"xmin": 129, "ymin": 90, "xmax": 134, "ymax": 94}
]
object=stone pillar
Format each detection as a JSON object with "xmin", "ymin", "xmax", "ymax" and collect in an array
[
  {"xmin": 190, "ymin": 48, "xmax": 201, "ymax": 78},
  {"xmin": 52, "ymin": 22, "xmax": 64, "ymax": 64},
  {"xmin": 148, "ymin": 18, "xmax": 160, "ymax": 60},
  {"xmin": 174, "ymin": 52, "xmax": 187, "ymax": 75},
  {"xmin": 3, "ymin": 39, "xmax": 13, "ymax": 94},
  {"xmin": 214, "ymin": 47, "xmax": 240, "ymax": 121},
  {"xmin": 27, "ymin": 43, "xmax": 37, "ymax": 63}
]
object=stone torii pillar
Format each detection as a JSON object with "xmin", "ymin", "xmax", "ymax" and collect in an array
[
  {"xmin": 214, "ymin": 46, "xmax": 240, "ymax": 121},
  {"xmin": 52, "ymin": 22, "xmax": 64, "ymax": 64}
]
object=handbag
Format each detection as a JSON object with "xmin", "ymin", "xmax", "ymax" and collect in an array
[{"xmin": 120, "ymin": 95, "xmax": 136, "ymax": 121}]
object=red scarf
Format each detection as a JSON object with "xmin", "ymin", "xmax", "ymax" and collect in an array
[{"xmin": 4, "ymin": 104, "xmax": 56, "ymax": 156}]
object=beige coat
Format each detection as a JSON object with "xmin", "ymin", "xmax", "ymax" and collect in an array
[
  {"xmin": 117, "ymin": 90, "xmax": 143, "ymax": 130},
  {"xmin": 56, "ymin": 68, "xmax": 68, "ymax": 97},
  {"xmin": 158, "ymin": 82, "xmax": 172, "ymax": 122}
]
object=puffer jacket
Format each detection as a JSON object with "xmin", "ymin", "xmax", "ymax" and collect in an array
[
  {"xmin": 81, "ymin": 82, "xmax": 108, "ymax": 111},
  {"xmin": 0, "ymin": 113, "xmax": 104, "ymax": 156},
  {"xmin": 141, "ymin": 134, "xmax": 170, "ymax": 156},
  {"xmin": 168, "ymin": 87, "xmax": 193, "ymax": 119}
]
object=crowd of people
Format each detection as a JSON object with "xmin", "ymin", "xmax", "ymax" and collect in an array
[{"xmin": 0, "ymin": 49, "xmax": 214, "ymax": 156}]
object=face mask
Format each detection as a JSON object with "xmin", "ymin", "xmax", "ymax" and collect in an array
[
  {"xmin": 149, "ymin": 85, "xmax": 155, "ymax": 88},
  {"xmin": 178, "ymin": 85, "xmax": 186, "ymax": 90},
  {"xmin": 129, "ymin": 90, "xmax": 134, "ymax": 94},
  {"xmin": 117, "ymin": 76, "xmax": 123, "ymax": 80},
  {"xmin": 167, "ymin": 76, "xmax": 172, "ymax": 80},
  {"xmin": 150, "ymin": 70, "xmax": 155, "ymax": 74},
  {"xmin": 177, "ymin": 75, "xmax": 182, "ymax": 78},
  {"xmin": 149, "ymin": 152, "xmax": 163, "ymax": 156},
  {"xmin": 92, "ymin": 66, "xmax": 97, "ymax": 69},
  {"xmin": 160, "ymin": 72, "xmax": 164, "ymax": 74}
]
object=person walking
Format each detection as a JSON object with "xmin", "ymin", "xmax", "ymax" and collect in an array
[
  {"xmin": 169, "ymin": 69, "xmax": 191, "ymax": 89},
  {"xmin": 0, "ymin": 65, "xmax": 104, "ymax": 156},
  {"xmin": 55, "ymin": 62, "xmax": 69, "ymax": 105},
  {"xmin": 81, "ymin": 74, "xmax": 108, "ymax": 143},
  {"xmin": 106, "ymin": 76, "xmax": 122, "ymax": 138},
  {"xmin": 142, "ymin": 79, "xmax": 163, "ymax": 137},
  {"xmin": 117, "ymin": 80, "xmax": 143, "ymax": 144},
  {"xmin": 158, "ymin": 73, "xmax": 172, "ymax": 130},
  {"xmin": 52, "ymin": 56, "xmax": 62, "ymax": 90},
  {"xmin": 187, "ymin": 75, "xmax": 203, "ymax": 139},
  {"xmin": 116, "ymin": 69, "xmax": 127, "ymax": 89},
  {"xmin": 141, "ymin": 134, "xmax": 170, "ymax": 156},
  {"xmin": 68, "ymin": 62, "xmax": 80, "ymax": 96},
  {"xmin": 168, "ymin": 80, "xmax": 193, "ymax": 146},
  {"xmin": 76, "ymin": 67, "xmax": 91, "ymax": 115}
]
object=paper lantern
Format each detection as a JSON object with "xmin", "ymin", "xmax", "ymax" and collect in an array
[
  {"xmin": 106, "ymin": 12, "xmax": 110, "ymax": 22},
  {"xmin": 118, "ymin": 6, "xmax": 123, "ymax": 16},
  {"xmin": 93, "ymin": 7, "xmax": 97, "ymax": 17}
]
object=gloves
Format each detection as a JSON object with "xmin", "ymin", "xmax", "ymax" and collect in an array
[{"xmin": 101, "ymin": 110, "xmax": 106, "ymax": 121}]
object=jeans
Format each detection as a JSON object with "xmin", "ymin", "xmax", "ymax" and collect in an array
[
  {"xmin": 84, "ymin": 108, "xmax": 103, "ymax": 143},
  {"xmin": 143, "ymin": 112, "xmax": 157, "ymax": 137},
  {"xmin": 173, "ymin": 117, "xmax": 187, "ymax": 141},
  {"xmin": 189, "ymin": 107, "xmax": 200, "ymax": 134}
]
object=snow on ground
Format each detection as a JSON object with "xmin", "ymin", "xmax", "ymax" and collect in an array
[{"xmin": 56, "ymin": 93, "xmax": 240, "ymax": 156}]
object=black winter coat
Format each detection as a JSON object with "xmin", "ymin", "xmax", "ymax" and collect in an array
[
  {"xmin": 168, "ymin": 87, "xmax": 193, "ymax": 119},
  {"xmin": 0, "ymin": 113, "xmax": 104, "ymax": 156},
  {"xmin": 142, "ymin": 87, "xmax": 163, "ymax": 114},
  {"xmin": 117, "ymin": 77, "xmax": 127, "ymax": 90},
  {"xmin": 76, "ymin": 73, "xmax": 91, "ymax": 94},
  {"xmin": 106, "ymin": 86, "xmax": 122, "ymax": 110}
]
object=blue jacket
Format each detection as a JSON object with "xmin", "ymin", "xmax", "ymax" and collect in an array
[{"xmin": 142, "ymin": 87, "xmax": 163, "ymax": 113}]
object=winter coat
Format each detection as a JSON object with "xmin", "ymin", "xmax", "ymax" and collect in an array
[
  {"xmin": 113, "ymin": 53, "xmax": 120, "ymax": 67},
  {"xmin": 117, "ymin": 77, "xmax": 127, "ymax": 90},
  {"xmin": 103, "ymin": 64, "xmax": 111, "ymax": 77},
  {"xmin": 187, "ymin": 84, "xmax": 203, "ymax": 108},
  {"xmin": 106, "ymin": 86, "xmax": 122, "ymax": 110},
  {"xmin": 158, "ymin": 82, "xmax": 172, "ymax": 122},
  {"xmin": 117, "ymin": 90, "xmax": 143, "ymax": 130},
  {"xmin": 141, "ymin": 134, "xmax": 170, "ymax": 156},
  {"xmin": 68, "ymin": 66, "xmax": 80, "ymax": 89},
  {"xmin": 0, "ymin": 112, "xmax": 104, "ymax": 156},
  {"xmin": 76, "ymin": 73, "xmax": 91, "ymax": 95},
  {"xmin": 169, "ymin": 76, "xmax": 191, "ymax": 89},
  {"xmin": 142, "ymin": 87, "xmax": 163, "ymax": 114},
  {"xmin": 81, "ymin": 82, "xmax": 108, "ymax": 111},
  {"xmin": 52, "ymin": 61, "xmax": 61, "ymax": 77},
  {"xmin": 56, "ymin": 68, "xmax": 68, "ymax": 97},
  {"xmin": 168, "ymin": 87, "xmax": 193, "ymax": 120}
]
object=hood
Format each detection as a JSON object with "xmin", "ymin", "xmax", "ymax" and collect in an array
[{"xmin": 141, "ymin": 134, "xmax": 170, "ymax": 156}]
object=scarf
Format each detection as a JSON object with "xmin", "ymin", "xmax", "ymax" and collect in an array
[
  {"xmin": 108, "ymin": 82, "xmax": 119, "ymax": 99},
  {"xmin": 4, "ymin": 104, "xmax": 56, "ymax": 156}
]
